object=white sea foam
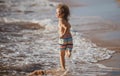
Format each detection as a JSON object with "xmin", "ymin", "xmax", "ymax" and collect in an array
[
  {"xmin": 3, "ymin": 0, "xmax": 58, "ymax": 12},
  {"xmin": 71, "ymin": 32, "xmax": 115, "ymax": 63},
  {"xmin": 0, "ymin": 15, "xmax": 116, "ymax": 76},
  {"xmin": 0, "ymin": 18, "xmax": 115, "ymax": 66}
]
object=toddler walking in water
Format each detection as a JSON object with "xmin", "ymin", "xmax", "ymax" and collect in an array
[{"xmin": 56, "ymin": 4, "xmax": 73, "ymax": 71}]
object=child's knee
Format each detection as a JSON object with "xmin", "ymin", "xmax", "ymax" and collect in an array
[{"xmin": 60, "ymin": 50, "xmax": 65, "ymax": 56}]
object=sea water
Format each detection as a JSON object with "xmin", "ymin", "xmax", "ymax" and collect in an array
[{"xmin": 0, "ymin": 0, "xmax": 118, "ymax": 76}]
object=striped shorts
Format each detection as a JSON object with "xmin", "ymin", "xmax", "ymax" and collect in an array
[{"xmin": 59, "ymin": 37, "xmax": 73, "ymax": 51}]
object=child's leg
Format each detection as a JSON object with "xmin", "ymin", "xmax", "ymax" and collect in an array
[
  {"xmin": 66, "ymin": 37, "xmax": 73, "ymax": 58},
  {"xmin": 66, "ymin": 45, "xmax": 73, "ymax": 58},
  {"xmin": 60, "ymin": 50, "xmax": 66, "ymax": 70},
  {"xmin": 66, "ymin": 50, "xmax": 71, "ymax": 58}
]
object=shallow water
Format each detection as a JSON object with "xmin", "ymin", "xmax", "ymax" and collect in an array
[
  {"xmin": 71, "ymin": 0, "xmax": 120, "ymax": 22},
  {"xmin": 0, "ymin": 20, "xmax": 115, "ymax": 76},
  {"xmin": 0, "ymin": 0, "xmax": 119, "ymax": 76}
]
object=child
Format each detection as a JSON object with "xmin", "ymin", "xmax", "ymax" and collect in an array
[{"xmin": 56, "ymin": 4, "xmax": 73, "ymax": 71}]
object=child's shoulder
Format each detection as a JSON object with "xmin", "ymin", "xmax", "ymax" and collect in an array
[{"xmin": 61, "ymin": 20, "xmax": 69, "ymax": 25}]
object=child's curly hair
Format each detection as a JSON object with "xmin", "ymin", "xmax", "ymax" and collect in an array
[{"xmin": 57, "ymin": 4, "xmax": 70, "ymax": 22}]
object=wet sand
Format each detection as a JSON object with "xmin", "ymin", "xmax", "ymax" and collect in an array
[{"xmin": 84, "ymin": 30, "xmax": 120, "ymax": 76}]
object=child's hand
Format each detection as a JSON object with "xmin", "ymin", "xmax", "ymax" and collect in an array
[{"xmin": 60, "ymin": 35, "xmax": 64, "ymax": 38}]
